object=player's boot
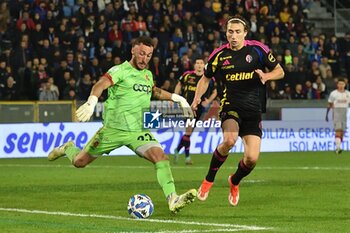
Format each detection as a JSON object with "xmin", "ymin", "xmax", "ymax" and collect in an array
[
  {"xmin": 335, "ymin": 148, "xmax": 343, "ymax": 154},
  {"xmin": 228, "ymin": 175, "xmax": 239, "ymax": 206},
  {"xmin": 48, "ymin": 141, "xmax": 75, "ymax": 161},
  {"xmin": 168, "ymin": 189, "xmax": 197, "ymax": 213},
  {"xmin": 185, "ymin": 157, "xmax": 193, "ymax": 165},
  {"xmin": 197, "ymin": 179, "xmax": 213, "ymax": 201},
  {"xmin": 173, "ymin": 149, "xmax": 179, "ymax": 164}
]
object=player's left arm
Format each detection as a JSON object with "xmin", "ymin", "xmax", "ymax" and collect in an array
[
  {"xmin": 255, "ymin": 49, "xmax": 285, "ymax": 84},
  {"xmin": 202, "ymin": 82, "xmax": 218, "ymax": 107},
  {"xmin": 256, "ymin": 63, "xmax": 284, "ymax": 84}
]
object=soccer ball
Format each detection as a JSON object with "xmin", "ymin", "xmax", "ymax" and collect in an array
[{"xmin": 127, "ymin": 194, "xmax": 154, "ymax": 219}]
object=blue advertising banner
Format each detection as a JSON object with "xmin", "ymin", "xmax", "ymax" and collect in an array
[{"xmin": 0, "ymin": 120, "xmax": 347, "ymax": 158}]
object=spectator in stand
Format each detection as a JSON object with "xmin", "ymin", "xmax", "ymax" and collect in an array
[
  {"xmin": 245, "ymin": 0, "xmax": 259, "ymax": 15},
  {"xmin": 270, "ymin": 35, "xmax": 284, "ymax": 56},
  {"xmin": 62, "ymin": 78, "xmax": 78, "ymax": 100},
  {"xmin": 313, "ymin": 75, "xmax": 326, "ymax": 99},
  {"xmin": 286, "ymin": 36, "xmax": 298, "ymax": 56},
  {"xmin": 100, "ymin": 52, "xmax": 114, "ymax": 73},
  {"xmin": 1, "ymin": 76, "xmax": 18, "ymax": 100},
  {"xmin": 16, "ymin": 11, "xmax": 35, "ymax": 31},
  {"xmin": 303, "ymin": 80, "xmax": 318, "ymax": 99},
  {"xmin": 281, "ymin": 83, "xmax": 292, "ymax": 100},
  {"xmin": 134, "ymin": 15, "xmax": 148, "ymax": 36},
  {"xmin": 279, "ymin": 6, "xmax": 291, "ymax": 24},
  {"xmin": 284, "ymin": 49, "xmax": 293, "ymax": 66},
  {"xmin": 302, "ymin": 35, "xmax": 315, "ymax": 61},
  {"xmin": 295, "ymin": 43, "xmax": 308, "ymax": 69},
  {"xmin": 149, "ymin": 56, "xmax": 166, "ymax": 87},
  {"xmin": 172, "ymin": 27, "xmax": 184, "ymax": 48},
  {"xmin": 292, "ymin": 83, "xmax": 306, "ymax": 99},
  {"xmin": 327, "ymin": 48, "xmax": 340, "ymax": 77},
  {"xmin": 342, "ymin": 32, "xmax": 350, "ymax": 79},
  {"xmin": 267, "ymin": 80, "xmax": 282, "ymax": 99},
  {"xmin": 319, "ymin": 56, "xmax": 332, "ymax": 79},
  {"xmin": 78, "ymin": 73, "xmax": 93, "ymax": 100},
  {"xmin": 107, "ymin": 22, "xmax": 123, "ymax": 47},
  {"xmin": 38, "ymin": 79, "xmax": 59, "ymax": 101},
  {"xmin": 48, "ymin": 77, "xmax": 59, "ymax": 98},
  {"xmin": 161, "ymin": 72, "xmax": 177, "ymax": 93},
  {"xmin": 166, "ymin": 52, "xmax": 183, "ymax": 79},
  {"xmin": 184, "ymin": 25, "xmax": 197, "ymax": 47},
  {"xmin": 255, "ymin": 25, "xmax": 268, "ymax": 43},
  {"xmin": 326, "ymin": 35, "xmax": 340, "ymax": 57},
  {"xmin": 0, "ymin": 59, "xmax": 10, "ymax": 87}
]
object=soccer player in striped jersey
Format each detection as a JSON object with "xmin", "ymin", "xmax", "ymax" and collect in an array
[
  {"xmin": 174, "ymin": 57, "xmax": 217, "ymax": 165},
  {"xmin": 192, "ymin": 15, "xmax": 284, "ymax": 206},
  {"xmin": 326, "ymin": 78, "xmax": 350, "ymax": 154}
]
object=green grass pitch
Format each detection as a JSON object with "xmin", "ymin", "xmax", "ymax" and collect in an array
[{"xmin": 0, "ymin": 151, "xmax": 349, "ymax": 233}]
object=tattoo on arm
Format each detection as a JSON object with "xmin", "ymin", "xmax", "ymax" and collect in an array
[{"xmin": 152, "ymin": 86, "xmax": 162, "ymax": 99}]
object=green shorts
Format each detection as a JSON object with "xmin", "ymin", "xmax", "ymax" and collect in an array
[{"xmin": 84, "ymin": 126, "xmax": 162, "ymax": 157}]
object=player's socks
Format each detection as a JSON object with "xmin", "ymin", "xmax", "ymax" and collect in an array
[
  {"xmin": 231, "ymin": 159, "xmax": 254, "ymax": 185},
  {"xmin": 155, "ymin": 160, "xmax": 176, "ymax": 198},
  {"xmin": 177, "ymin": 135, "xmax": 190, "ymax": 152},
  {"xmin": 205, "ymin": 148, "xmax": 228, "ymax": 182},
  {"xmin": 335, "ymin": 136, "xmax": 341, "ymax": 151},
  {"xmin": 65, "ymin": 146, "xmax": 81, "ymax": 163},
  {"xmin": 182, "ymin": 135, "xmax": 191, "ymax": 158}
]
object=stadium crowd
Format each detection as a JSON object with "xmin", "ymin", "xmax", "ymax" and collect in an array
[{"xmin": 0, "ymin": 0, "xmax": 349, "ymax": 101}]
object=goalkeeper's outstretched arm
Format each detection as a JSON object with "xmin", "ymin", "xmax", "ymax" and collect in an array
[
  {"xmin": 76, "ymin": 76, "xmax": 112, "ymax": 122},
  {"xmin": 152, "ymin": 86, "xmax": 193, "ymax": 118}
]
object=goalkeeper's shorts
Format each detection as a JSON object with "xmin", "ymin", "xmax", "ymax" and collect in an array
[{"xmin": 84, "ymin": 126, "xmax": 162, "ymax": 157}]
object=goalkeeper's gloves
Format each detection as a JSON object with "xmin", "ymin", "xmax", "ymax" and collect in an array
[
  {"xmin": 171, "ymin": 93, "xmax": 194, "ymax": 118},
  {"xmin": 76, "ymin": 95, "xmax": 98, "ymax": 122}
]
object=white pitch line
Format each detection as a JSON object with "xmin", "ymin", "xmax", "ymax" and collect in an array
[
  {"xmin": 118, "ymin": 229, "xmax": 247, "ymax": 233},
  {"xmin": 0, "ymin": 207, "xmax": 271, "ymax": 232},
  {"xmin": 0, "ymin": 163, "xmax": 350, "ymax": 171}
]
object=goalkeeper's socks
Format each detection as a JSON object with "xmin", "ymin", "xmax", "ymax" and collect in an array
[
  {"xmin": 65, "ymin": 146, "xmax": 81, "ymax": 163},
  {"xmin": 231, "ymin": 159, "xmax": 254, "ymax": 185},
  {"xmin": 155, "ymin": 160, "xmax": 176, "ymax": 198},
  {"xmin": 205, "ymin": 148, "xmax": 228, "ymax": 182}
]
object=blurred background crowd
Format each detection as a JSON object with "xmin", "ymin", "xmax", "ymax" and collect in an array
[{"xmin": 0, "ymin": 0, "xmax": 349, "ymax": 102}]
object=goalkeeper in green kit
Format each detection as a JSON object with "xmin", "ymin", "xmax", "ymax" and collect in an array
[{"xmin": 48, "ymin": 36, "xmax": 196, "ymax": 214}]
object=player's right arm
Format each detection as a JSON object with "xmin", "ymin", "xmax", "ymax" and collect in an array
[
  {"xmin": 174, "ymin": 81, "xmax": 182, "ymax": 95},
  {"xmin": 76, "ymin": 75, "xmax": 113, "ymax": 122},
  {"xmin": 191, "ymin": 75, "xmax": 211, "ymax": 111},
  {"xmin": 326, "ymin": 92, "xmax": 335, "ymax": 122}
]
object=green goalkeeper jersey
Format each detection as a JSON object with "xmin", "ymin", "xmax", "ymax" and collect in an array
[{"xmin": 103, "ymin": 61, "xmax": 154, "ymax": 131}]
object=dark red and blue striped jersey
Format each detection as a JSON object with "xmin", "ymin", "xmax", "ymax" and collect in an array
[{"xmin": 204, "ymin": 40, "xmax": 279, "ymax": 113}]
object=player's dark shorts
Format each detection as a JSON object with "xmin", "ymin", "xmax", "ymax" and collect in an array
[{"xmin": 219, "ymin": 105, "xmax": 262, "ymax": 138}]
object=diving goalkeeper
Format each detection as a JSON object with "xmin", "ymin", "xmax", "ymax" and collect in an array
[{"xmin": 48, "ymin": 36, "xmax": 196, "ymax": 214}]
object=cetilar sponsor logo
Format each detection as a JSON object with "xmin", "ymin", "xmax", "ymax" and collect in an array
[{"xmin": 3, "ymin": 123, "xmax": 88, "ymax": 154}]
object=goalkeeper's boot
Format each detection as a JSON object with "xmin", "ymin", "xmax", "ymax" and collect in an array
[
  {"xmin": 228, "ymin": 175, "xmax": 239, "ymax": 206},
  {"xmin": 48, "ymin": 141, "xmax": 75, "ymax": 161},
  {"xmin": 197, "ymin": 179, "xmax": 213, "ymax": 201},
  {"xmin": 168, "ymin": 189, "xmax": 197, "ymax": 214},
  {"xmin": 173, "ymin": 149, "xmax": 180, "ymax": 164}
]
